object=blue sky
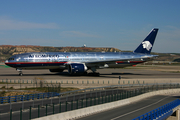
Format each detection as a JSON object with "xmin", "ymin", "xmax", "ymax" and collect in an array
[{"xmin": 0, "ymin": 0, "xmax": 180, "ymax": 53}]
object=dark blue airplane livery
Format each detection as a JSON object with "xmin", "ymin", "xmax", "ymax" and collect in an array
[{"xmin": 5, "ymin": 28, "xmax": 159, "ymax": 76}]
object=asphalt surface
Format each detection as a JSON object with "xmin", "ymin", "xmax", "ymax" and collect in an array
[
  {"xmin": 77, "ymin": 95, "xmax": 180, "ymax": 120},
  {"xmin": 1, "ymin": 65, "xmax": 180, "ymax": 90},
  {"xmin": 0, "ymin": 65, "xmax": 180, "ymax": 82}
]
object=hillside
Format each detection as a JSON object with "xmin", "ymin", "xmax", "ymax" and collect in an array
[
  {"xmin": 0, "ymin": 45, "xmax": 180, "ymax": 63},
  {"xmin": 0, "ymin": 45, "xmax": 121, "ymax": 62}
]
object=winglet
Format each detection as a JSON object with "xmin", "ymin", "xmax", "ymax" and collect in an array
[{"xmin": 134, "ymin": 28, "xmax": 159, "ymax": 54}]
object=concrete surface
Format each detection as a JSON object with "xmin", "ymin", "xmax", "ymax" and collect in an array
[
  {"xmin": 0, "ymin": 65, "xmax": 180, "ymax": 89},
  {"xmin": 32, "ymin": 89, "xmax": 180, "ymax": 120}
]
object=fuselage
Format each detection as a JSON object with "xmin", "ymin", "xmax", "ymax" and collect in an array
[{"xmin": 5, "ymin": 52, "xmax": 156, "ymax": 70}]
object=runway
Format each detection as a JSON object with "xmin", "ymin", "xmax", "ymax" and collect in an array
[{"xmin": 0, "ymin": 64, "xmax": 180, "ymax": 88}]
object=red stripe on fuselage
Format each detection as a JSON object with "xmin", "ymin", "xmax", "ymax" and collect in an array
[
  {"xmin": 5, "ymin": 62, "xmax": 67, "ymax": 65},
  {"xmin": 129, "ymin": 61, "xmax": 145, "ymax": 63},
  {"xmin": 116, "ymin": 61, "xmax": 124, "ymax": 63},
  {"xmin": 116, "ymin": 61, "xmax": 145, "ymax": 64}
]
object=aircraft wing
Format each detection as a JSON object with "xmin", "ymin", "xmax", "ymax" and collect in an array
[{"xmin": 83, "ymin": 58, "xmax": 142, "ymax": 68}]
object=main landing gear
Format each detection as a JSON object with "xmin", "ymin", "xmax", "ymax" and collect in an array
[
  {"xmin": 88, "ymin": 72, "xmax": 100, "ymax": 76},
  {"xmin": 16, "ymin": 68, "xmax": 23, "ymax": 76},
  {"xmin": 88, "ymin": 68, "xmax": 100, "ymax": 76}
]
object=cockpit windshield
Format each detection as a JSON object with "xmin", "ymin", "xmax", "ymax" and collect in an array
[{"xmin": 8, "ymin": 58, "xmax": 15, "ymax": 60}]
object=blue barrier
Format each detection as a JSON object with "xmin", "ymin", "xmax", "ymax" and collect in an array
[
  {"xmin": 132, "ymin": 99, "xmax": 180, "ymax": 120},
  {"xmin": 0, "ymin": 92, "xmax": 59, "ymax": 104}
]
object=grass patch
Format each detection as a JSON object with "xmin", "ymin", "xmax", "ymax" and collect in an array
[
  {"xmin": 1, "ymin": 86, "xmax": 6, "ymax": 89},
  {"xmin": 18, "ymin": 87, "xmax": 79, "ymax": 93},
  {"xmin": 0, "ymin": 91, "xmax": 35, "ymax": 97},
  {"xmin": 0, "ymin": 82, "xmax": 27, "ymax": 84},
  {"xmin": 170, "ymin": 71, "xmax": 180, "ymax": 73},
  {"xmin": 0, "ymin": 65, "xmax": 10, "ymax": 68},
  {"xmin": 0, "ymin": 87, "xmax": 79, "ymax": 97},
  {"xmin": 0, "ymin": 91, "xmax": 6, "ymax": 97}
]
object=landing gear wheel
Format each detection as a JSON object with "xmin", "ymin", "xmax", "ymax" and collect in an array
[
  {"xmin": 16, "ymin": 68, "xmax": 23, "ymax": 76},
  {"xmin": 19, "ymin": 72, "xmax": 23, "ymax": 76}
]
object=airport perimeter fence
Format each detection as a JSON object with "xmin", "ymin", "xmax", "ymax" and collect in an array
[
  {"xmin": 0, "ymin": 83, "xmax": 180, "ymax": 120},
  {"xmin": 0, "ymin": 78, "xmax": 146, "ymax": 87},
  {"xmin": 0, "ymin": 82, "xmax": 61, "ymax": 104},
  {"xmin": 0, "ymin": 92, "xmax": 59, "ymax": 104},
  {"xmin": 132, "ymin": 99, "xmax": 180, "ymax": 120}
]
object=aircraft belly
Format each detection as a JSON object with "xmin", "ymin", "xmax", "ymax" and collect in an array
[
  {"xmin": 108, "ymin": 64, "xmax": 132, "ymax": 68},
  {"xmin": 7, "ymin": 62, "xmax": 66, "ymax": 70},
  {"xmin": 21, "ymin": 66, "xmax": 61, "ymax": 70}
]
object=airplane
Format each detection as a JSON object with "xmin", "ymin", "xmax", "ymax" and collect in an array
[{"xmin": 5, "ymin": 28, "xmax": 159, "ymax": 76}]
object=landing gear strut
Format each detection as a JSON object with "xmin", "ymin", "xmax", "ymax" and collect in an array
[
  {"xmin": 16, "ymin": 68, "xmax": 23, "ymax": 76},
  {"xmin": 88, "ymin": 68, "xmax": 100, "ymax": 76}
]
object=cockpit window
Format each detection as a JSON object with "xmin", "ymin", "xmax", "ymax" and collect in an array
[{"xmin": 8, "ymin": 58, "xmax": 14, "ymax": 60}]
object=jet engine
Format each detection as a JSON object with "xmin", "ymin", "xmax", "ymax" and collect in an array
[
  {"xmin": 49, "ymin": 69, "xmax": 64, "ymax": 72},
  {"xmin": 68, "ymin": 63, "xmax": 88, "ymax": 75}
]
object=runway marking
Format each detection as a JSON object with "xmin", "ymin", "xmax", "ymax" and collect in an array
[{"xmin": 110, "ymin": 96, "xmax": 170, "ymax": 120}]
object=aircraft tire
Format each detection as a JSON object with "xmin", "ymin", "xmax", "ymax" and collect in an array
[{"xmin": 19, "ymin": 73, "xmax": 23, "ymax": 76}]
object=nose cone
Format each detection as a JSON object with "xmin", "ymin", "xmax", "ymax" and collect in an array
[
  {"xmin": 5, "ymin": 56, "xmax": 17, "ymax": 68},
  {"xmin": 4, "ymin": 59, "xmax": 15, "ymax": 68},
  {"xmin": 5, "ymin": 60, "xmax": 9, "ymax": 65},
  {"xmin": 5, "ymin": 60, "xmax": 12, "ymax": 67}
]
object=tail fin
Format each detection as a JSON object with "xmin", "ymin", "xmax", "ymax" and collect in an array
[{"xmin": 134, "ymin": 28, "xmax": 158, "ymax": 54}]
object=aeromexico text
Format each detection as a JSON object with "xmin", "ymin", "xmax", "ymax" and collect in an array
[{"xmin": 29, "ymin": 54, "xmax": 67, "ymax": 58}]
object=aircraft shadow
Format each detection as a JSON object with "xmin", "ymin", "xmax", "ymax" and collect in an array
[{"xmin": 0, "ymin": 72, "xmax": 146, "ymax": 78}]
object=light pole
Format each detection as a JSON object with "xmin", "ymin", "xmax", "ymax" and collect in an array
[
  {"xmin": 6, "ymin": 79, "xmax": 8, "ymax": 91},
  {"xmin": 20, "ymin": 79, "xmax": 21, "ymax": 90}
]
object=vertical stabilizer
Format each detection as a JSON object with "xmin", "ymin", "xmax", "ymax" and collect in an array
[{"xmin": 134, "ymin": 28, "xmax": 158, "ymax": 54}]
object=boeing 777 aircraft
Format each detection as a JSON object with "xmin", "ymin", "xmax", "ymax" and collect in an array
[{"xmin": 5, "ymin": 28, "xmax": 159, "ymax": 76}]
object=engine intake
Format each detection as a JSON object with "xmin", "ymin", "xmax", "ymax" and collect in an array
[{"xmin": 68, "ymin": 63, "xmax": 87, "ymax": 75}]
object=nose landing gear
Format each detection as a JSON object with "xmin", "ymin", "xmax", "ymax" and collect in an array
[
  {"xmin": 19, "ymin": 72, "xmax": 23, "ymax": 76},
  {"xmin": 16, "ymin": 68, "xmax": 23, "ymax": 76}
]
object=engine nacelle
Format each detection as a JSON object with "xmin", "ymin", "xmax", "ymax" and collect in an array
[
  {"xmin": 49, "ymin": 69, "xmax": 64, "ymax": 72},
  {"xmin": 68, "ymin": 63, "xmax": 87, "ymax": 75}
]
